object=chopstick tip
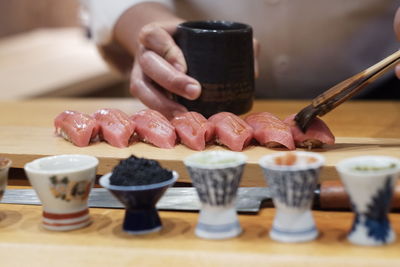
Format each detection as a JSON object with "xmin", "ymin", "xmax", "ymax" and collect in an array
[{"xmin": 294, "ymin": 105, "xmax": 319, "ymax": 133}]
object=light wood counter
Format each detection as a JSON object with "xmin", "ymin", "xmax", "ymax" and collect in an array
[
  {"xmin": 1, "ymin": 202, "xmax": 400, "ymax": 266},
  {"xmin": 0, "ymin": 29, "xmax": 123, "ymax": 99},
  {"xmin": 0, "ymin": 98, "xmax": 399, "ymax": 185},
  {"xmin": 0, "ymin": 98, "xmax": 400, "ymax": 265}
]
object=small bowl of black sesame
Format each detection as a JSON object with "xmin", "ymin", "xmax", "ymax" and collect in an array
[{"xmin": 99, "ymin": 155, "xmax": 178, "ymax": 234}]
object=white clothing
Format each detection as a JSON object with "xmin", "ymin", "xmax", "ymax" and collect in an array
[{"xmin": 81, "ymin": 0, "xmax": 399, "ymax": 98}]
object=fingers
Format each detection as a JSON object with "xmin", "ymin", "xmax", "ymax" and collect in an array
[
  {"xmin": 130, "ymin": 60, "xmax": 188, "ymax": 119},
  {"xmin": 395, "ymin": 8, "xmax": 400, "ymax": 79},
  {"xmin": 139, "ymin": 22, "xmax": 186, "ymax": 72},
  {"xmin": 394, "ymin": 7, "xmax": 400, "ymax": 39},
  {"xmin": 396, "ymin": 65, "xmax": 400, "ymax": 79},
  {"xmin": 139, "ymin": 49, "xmax": 201, "ymax": 99},
  {"xmin": 253, "ymin": 38, "xmax": 260, "ymax": 79}
]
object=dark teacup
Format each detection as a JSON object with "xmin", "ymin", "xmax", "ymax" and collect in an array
[{"xmin": 174, "ymin": 20, "xmax": 255, "ymax": 118}]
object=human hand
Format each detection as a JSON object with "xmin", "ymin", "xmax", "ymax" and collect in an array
[
  {"xmin": 395, "ymin": 7, "xmax": 400, "ymax": 79},
  {"xmin": 131, "ymin": 21, "xmax": 260, "ymax": 119},
  {"xmin": 130, "ymin": 21, "xmax": 199, "ymax": 119}
]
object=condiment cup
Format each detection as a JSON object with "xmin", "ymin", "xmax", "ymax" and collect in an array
[
  {"xmin": 259, "ymin": 151, "xmax": 325, "ymax": 243},
  {"xmin": 184, "ymin": 151, "xmax": 247, "ymax": 239},
  {"xmin": 24, "ymin": 154, "xmax": 98, "ymax": 231},
  {"xmin": 336, "ymin": 155, "xmax": 400, "ymax": 246},
  {"xmin": 0, "ymin": 157, "xmax": 12, "ymax": 201},
  {"xmin": 99, "ymin": 171, "xmax": 178, "ymax": 235}
]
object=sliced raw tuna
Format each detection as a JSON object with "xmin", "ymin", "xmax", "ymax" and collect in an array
[
  {"xmin": 171, "ymin": 111, "xmax": 214, "ymax": 151},
  {"xmin": 245, "ymin": 112, "xmax": 295, "ymax": 150},
  {"xmin": 283, "ymin": 114, "xmax": 335, "ymax": 149},
  {"xmin": 93, "ymin": 108, "xmax": 136, "ymax": 148},
  {"xmin": 208, "ymin": 112, "xmax": 253, "ymax": 151},
  {"xmin": 131, "ymin": 109, "xmax": 176, "ymax": 149},
  {"xmin": 54, "ymin": 110, "xmax": 99, "ymax": 147}
]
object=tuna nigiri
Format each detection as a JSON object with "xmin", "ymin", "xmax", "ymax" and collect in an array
[
  {"xmin": 54, "ymin": 110, "xmax": 99, "ymax": 147},
  {"xmin": 171, "ymin": 111, "xmax": 214, "ymax": 151},
  {"xmin": 245, "ymin": 112, "xmax": 295, "ymax": 150},
  {"xmin": 131, "ymin": 109, "xmax": 177, "ymax": 149},
  {"xmin": 208, "ymin": 112, "xmax": 253, "ymax": 151},
  {"xmin": 284, "ymin": 114, "xmax": 335, "ymax": 149},
  {"xmin": 93, "ymin": 108, "xmax": 136, "ymax": 148}
]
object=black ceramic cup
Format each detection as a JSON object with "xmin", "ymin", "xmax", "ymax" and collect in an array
[
  {"xmin": 99, "ymin": 171, "xmax": 178, "ymax": 234},
  {"xmin": 173, "ymin": 21, "xmax": 255, "ymax": 118}
]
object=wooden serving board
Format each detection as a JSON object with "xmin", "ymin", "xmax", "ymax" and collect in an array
[{"xmin": 1, "ymin": 126, "xmax": 399, "ymax": 186}]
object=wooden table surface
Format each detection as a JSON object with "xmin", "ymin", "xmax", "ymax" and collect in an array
[
  {"xmin": 0, "ymin": 98, "xmax": 399, "ymax": 185},
  {"xmin": 0, "ymin": 29, "xmax": 123, "ymax": 99},
  {"xmin": 0, "ymin": 98, "xmax": 400, "ymax": 266}
]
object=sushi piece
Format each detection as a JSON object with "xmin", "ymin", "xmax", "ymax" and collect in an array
[
  {"xmin": 245, "ymin": 112, "xmax": 295, "ymax": 150},
  {"xmin": 284, "ymin": 114, "xmax": 335, "ymax": 149},
  {"xmin": 208, "ymin": 112, "xmax": 253, "ymax": 151},
  {"xmin": 171, "ymin": 111, "xmax": 215, "ymax": 151},
  {"xmin": 131, "ymin": 109, "xmax": 177, "ymax": 149},
  {"xmin": 93, "ymin": 108, "xmax": 136, "ymax": 148},
  {"xmin": 54, "ymin": 110, "xmax": 99, "ymax": 147}
]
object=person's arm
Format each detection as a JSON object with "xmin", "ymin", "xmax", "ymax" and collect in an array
[{"xmin": 395, "ymin": 7, "xmax": 400, "ymax": 79}]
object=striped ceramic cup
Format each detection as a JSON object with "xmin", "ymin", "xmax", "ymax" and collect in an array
[{"xmin": 24, "ymin": 154, "xmax": 98, "ymax": 231}]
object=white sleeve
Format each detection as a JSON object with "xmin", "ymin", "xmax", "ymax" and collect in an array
[{"xmin": 80, "ymin": 0, "xmax": 174, "ymax": 45}]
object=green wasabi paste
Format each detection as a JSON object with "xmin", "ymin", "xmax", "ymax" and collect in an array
[{"xmin": 353, "ymin": 163, "xmax": 397, "ymax": 171}]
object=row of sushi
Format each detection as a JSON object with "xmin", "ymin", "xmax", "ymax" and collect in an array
[{"xmin": 54, "ymin": 108, "xmax": 335, "ymax": 151}]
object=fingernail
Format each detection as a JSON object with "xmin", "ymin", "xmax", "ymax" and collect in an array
[
  {"xmin": 185, "ymin": 84, "xmax": 201, "ymax": 99},
  {"xmin": 172, "ymin": 109, "xmax": 187, "ymax": 117},
  {"xmin": 174, "ymin": 63, "xmax": 186, "ymax": 72}
]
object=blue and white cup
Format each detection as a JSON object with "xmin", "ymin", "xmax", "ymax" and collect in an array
[
  {"xmin": 184, "ymin": 151, "xmax": 247, "ymax": 239},
  {"xmin": 336, "ymin": 155, "xmax": 400, "ymax": 246},
  {"xmin": 259, "ymin": 152, "xmax": 325, "ymax": 243}
]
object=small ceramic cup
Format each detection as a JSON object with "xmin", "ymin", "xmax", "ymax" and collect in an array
[
  {"xmin": 174, "ymin": 20, "xmax": 254, "ymax": 117},
  {"xmin": 0, "ymin": 157, "xmax": 12, "ymax": 200},
  {"xmin": 24, "ymin": 154, "xmax": 98, "ymax": 231},
  {"xmin": 184, "ymin": 151, "xmax": 247, "ymax": 239},
  {"xmin": 99, "ymin": 171, "xmax": 178, "ymax": 235},
  {"xmin": 259, "ymin": 151, "xmax": 325, "ymax": 243},
  {"xmin": 336, "ymin": 155, "xmax": 400, "ymax": 246}
]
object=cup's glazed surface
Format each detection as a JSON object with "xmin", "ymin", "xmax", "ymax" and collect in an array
[
  {"xmin": 174, "ymin": 20, "xmax": 254, "ymax": 118},
  {"xmin": 99, "ymin": 171, "xmax": 178, "ymax": 235},
  {"xmin": 24, "ymin": 154, "xmax": 98, "ymax": 231},
  {"xmin": 336, "ymin": 156, "xmax": 400, "ymax": 246},
  {"xmin": 259, "ymin": 152, "xmax": 325, "ymax": 243},
  {"xmin": 0, "ymin": 158, "xmax": 12, "ymax": 201},
  {"xmin": 184, "ymin": 151, "xmax": 247, "ymax": 239}
]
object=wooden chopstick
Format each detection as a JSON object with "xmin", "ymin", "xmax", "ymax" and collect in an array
[
  {"xmin": 312, "ymin": 50, "xmax": 400, "ymax": 110},
  {"xmin": 294, "ymin": 49, "xmax": 400, "ymax": 132}
]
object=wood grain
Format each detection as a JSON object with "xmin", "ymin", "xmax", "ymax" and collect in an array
[
  {"xmin": 0, "ymin": 203, "xmax": 400, "ymax": 266},
  {"xmin": 0, "ymin": 99, "xmax": 399, "ymax": 186},
  {"xmin": 0, "ymin": 29, "xmax": 123, "ymax": 99}
]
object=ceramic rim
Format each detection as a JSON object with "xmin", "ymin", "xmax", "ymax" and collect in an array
[
  {"xmin": 24, "ymin": 154, "xmax": 99, "ymax": 175},
  {"xmin": 99, "ymin": 171, "xmax": 178, "ymax": 191},
  {"xmin": 336, "ymin": 155, "xmax": 400, "ymax": 177},
  {"xmin": 258, "ymin": 151, "xmax": 325, "ymax": 171},
  {"xmin": 184, "ymin": 151, "xmax": 247, "ymax": 170}
]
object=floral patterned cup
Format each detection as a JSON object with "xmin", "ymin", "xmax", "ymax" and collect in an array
[
  {"xmin": 259, "ymin": 151, "xmax": 325, "ymax": 243},
  {"xmin": 24, "ymin": 154, "xmax": 98, "ymax": 231},
  {"xmin": 336, "ymin": 155, "xmax": 400, "ymax": 246},
  {"xmin": 0, "ymin": 158, "xmax": 12, "ymax": 201},
  {"xmin": 184, "ymin": 151, "xmax": 247, "ymax": 240}
]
